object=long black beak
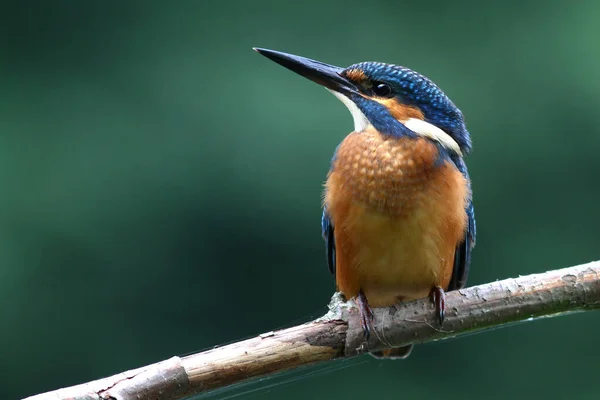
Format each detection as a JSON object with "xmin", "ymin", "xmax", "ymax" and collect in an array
[{"xmin": 253, "ymin": 48, "xmax": 358, "ymax": 95}]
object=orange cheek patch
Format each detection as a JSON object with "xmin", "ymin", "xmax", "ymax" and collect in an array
[{"xmin": 374, "ymin": 98, "xmax": 424, "ymax": 121}]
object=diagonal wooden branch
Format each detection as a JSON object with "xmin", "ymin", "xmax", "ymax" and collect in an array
[{"xmin": 25, "ymin": 262, "xmax": 600, "ymax": 400}]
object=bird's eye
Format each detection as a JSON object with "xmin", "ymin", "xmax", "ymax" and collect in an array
[{"xmin": 373, "ymin": 83, "xmax": 393, "ymax": 97}]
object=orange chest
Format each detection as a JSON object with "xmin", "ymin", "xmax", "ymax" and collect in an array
[
  {"xmin": 327, "ymin": 130, "xmax": 460, "ymax": 216},
  {"xmin": 323, "ymin": 130, "xmax": 469, "ymax": 305}
]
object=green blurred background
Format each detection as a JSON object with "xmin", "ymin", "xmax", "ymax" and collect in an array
[{"xmin": 2, "ymin": 1, "xmax": 599, "ymax": 399}]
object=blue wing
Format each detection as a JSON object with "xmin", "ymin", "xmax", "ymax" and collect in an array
[
  {"xmin": 321, "ymin": 208, "xmax": 336, "ymax": 277},
  {"xmin": 448, "ymin": 156, "xmax": 476, "ymax": 291}
]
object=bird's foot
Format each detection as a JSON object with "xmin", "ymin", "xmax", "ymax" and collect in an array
[
  {"xmin": 356, "ymin": 290, "xmax": 374, "ymax": 339},
  {"xmin": 430, "ymin": 286, "xmax": 446, "ymax": 326}
]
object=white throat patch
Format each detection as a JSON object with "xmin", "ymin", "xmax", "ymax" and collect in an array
[
  {"xmin": 404, "ymin": 118, "xmax": 462, "ymax": 156},
  {"xmin": 327, "ymin": 89, "xmax": 370, "ymax": 132}
]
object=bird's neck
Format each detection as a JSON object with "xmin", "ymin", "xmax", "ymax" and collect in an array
[{"xmin": 347, "ymin": 95, "xmax": 463, "ymax": 157}]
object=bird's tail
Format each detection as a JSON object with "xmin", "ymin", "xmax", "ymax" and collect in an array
[{"xmin": 370, "ymin": 345, "xmax": 414, "ymax": 360}]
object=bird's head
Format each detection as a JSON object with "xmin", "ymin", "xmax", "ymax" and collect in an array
[{"xmin": 254, "ymin": 48, "xmax": 471, "ymax": 157}]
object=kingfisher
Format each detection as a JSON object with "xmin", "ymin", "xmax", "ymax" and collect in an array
[{"xmin": 254, "ymin": 48, "xmax": 475, "ymax": 358}]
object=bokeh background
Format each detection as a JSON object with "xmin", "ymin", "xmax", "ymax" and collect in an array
[{"xmin": 2, "ymin": 1, "xmax": 600, "ymax": 399}]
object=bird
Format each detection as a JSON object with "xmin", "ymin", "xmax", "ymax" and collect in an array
[{"xmin": 254, "ymin": 47, "xmax": 475, "ymax": 358}]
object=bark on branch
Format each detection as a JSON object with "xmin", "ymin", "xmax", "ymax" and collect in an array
[{"xmin": 25, "ymin": 262, "xmax": 600, "ymax": 400}]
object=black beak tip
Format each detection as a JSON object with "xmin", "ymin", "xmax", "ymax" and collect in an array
[
  {"xmin": 252, "ymin": 47, "xmax": 282, "ymax": 61},
  {"xmin": 252, "ymin": 47, "xmax": 296, "ymax": 69},
  {"xmin": 253, "ymin": 47, "xmax": 274, "ymax": 56}
]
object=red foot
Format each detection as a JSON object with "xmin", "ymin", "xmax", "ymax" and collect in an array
[
  {"xmin": 431, "ymin": 286, "xmax": 446, "ymax": 325},
  {"xmin": 356, "ymin": 290, "xmax": 374, "ymax": 339}
]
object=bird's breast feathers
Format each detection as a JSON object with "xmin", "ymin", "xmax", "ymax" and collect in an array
[
  {"xmin": 327, "ymin": 129, "xmax": 466, "ymax": 216},
  {"xmin": 324, "ymin": 129, "xmax": 469, "ymax": 305}
]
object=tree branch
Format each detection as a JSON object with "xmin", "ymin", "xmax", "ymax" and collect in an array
[{"xmin": 25, "ymin": 262, "xmax": 600, "ymax": 400}]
